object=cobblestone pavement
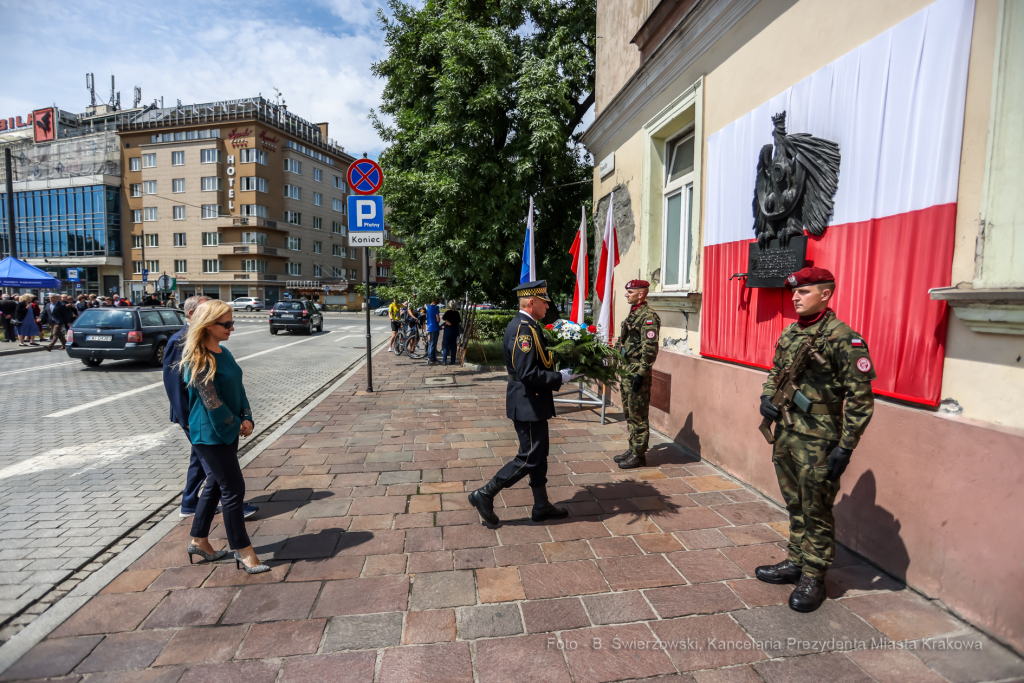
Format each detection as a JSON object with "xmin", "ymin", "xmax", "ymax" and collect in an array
[
  {"xmin": 3, "ymin": 352, "xmax": 1021, "ymax": 682},
  {"xmin": 0, "ymin": 315, "xmax": 390, "ymax": 637}
]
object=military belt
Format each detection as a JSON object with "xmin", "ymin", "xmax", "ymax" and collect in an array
[{"xmin": 808, "ymin": 402, "xmax": 843, "ymax": 415}]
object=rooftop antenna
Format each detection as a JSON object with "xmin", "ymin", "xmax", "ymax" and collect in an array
[
  {"xmin": 160, "ymin": 96, "xmax": 164, "ymax": 108},
  {"xmin": 133, "ymin": 86, "xmax": 142, "ymax": 108},
  {"xmin": 86, "ymin": 73, "xmax": 96, "ymax": 106},
  {"xmin": 115, "ymin": 91, "xmax": 121, "ymax": 110},
  {"xmin": 109, "ymin": 75, "xmax": 116, "ymax": 107}
]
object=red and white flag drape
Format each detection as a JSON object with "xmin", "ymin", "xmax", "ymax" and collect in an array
[
  {"xmin": 569, "ymin": 207, "xmax": 589, "ymax": 325},
  {"xmin": 702, "ymin": 0, "xmax": 974, "ymax": 406},
  {"xmin": 596, "ymin": 194, "xmax": 620, "ymax": 343}
]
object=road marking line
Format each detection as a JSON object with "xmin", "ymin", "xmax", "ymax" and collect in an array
[
  {"xmin": 0, "ymin": 427, "xmax": 177, "ymax": 481},
  {"xmin": 334, "ymin": 334, "xmax": 358, "ymax": 342},
  {"xmin": 0, "ymin": 360, "xmax": 79, "ymax": 377},
  {"xmin": 235, "ymin": 334, "xmax": 321, "ymax": 361}
]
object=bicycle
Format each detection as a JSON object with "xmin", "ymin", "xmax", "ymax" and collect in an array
[{"xmin": 407, "ymin": 325, "xmax": 428, "ymax": 359}]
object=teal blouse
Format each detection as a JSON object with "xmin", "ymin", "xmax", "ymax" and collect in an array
[{"xmin": 184, "ymin": 347, "xmax": 253, "ymax": 445}]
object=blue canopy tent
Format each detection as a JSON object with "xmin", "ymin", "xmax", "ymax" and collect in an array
[{"xmin": 0, "ymin": 257, "xmax": 62, "ymax": 289}]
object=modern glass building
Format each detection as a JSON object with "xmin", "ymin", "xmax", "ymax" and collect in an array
[{"xmin": 0, "ymin": 185, "xmax": 121, "ymax": 258}]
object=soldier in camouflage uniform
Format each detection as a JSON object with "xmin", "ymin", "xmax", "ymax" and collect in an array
[
  {"xmin": 755, "ymin": 267, "xmax": 876, "ymax": 613},
  {"xmin": 614, "ymin": 279, "xmax": 661, "ymax": 470}
]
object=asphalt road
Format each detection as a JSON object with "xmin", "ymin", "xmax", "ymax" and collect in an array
[{"xmin": 0, "ymin": 313, "xmax": 391, "ymax": 627}]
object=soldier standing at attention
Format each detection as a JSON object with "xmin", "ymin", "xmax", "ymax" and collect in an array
[
  {"xmin": 469, "ymin": 281, "xmax": 575, "ymax": 526},
  {"xmin": 614, "ymin": 280, "xmax": 661, "ymax": 470},
  {"xmin": 755, "ymin": 267, "xmax": 876, "ymax": 612}
]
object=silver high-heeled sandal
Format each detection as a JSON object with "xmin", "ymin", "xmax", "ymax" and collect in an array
[
  {"xmin": 234, "ymin": 551, "xmax": 271, "ymax": 574},
  {"xmin": 186, "ymin": 544, "xmax": 229, "ymax": 564}
]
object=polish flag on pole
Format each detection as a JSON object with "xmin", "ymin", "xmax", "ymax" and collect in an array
[
  {"xmin": 595, "ymin": 194, "xmax": 619, "ymax": 342},
  {"xmin": 569, "ymin": 206, "xmax": 589, "ymax": 325},
  {"xmin": 519, "ymin": 196, "xmax": 536, "ymax": 284}
]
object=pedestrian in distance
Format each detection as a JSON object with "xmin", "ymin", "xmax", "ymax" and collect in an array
[
  {"xmin": 44, "ymin": 294, "xmax": 72, "ymax": 351},
  {"xmin": 177, "ymin": 299, "xmax": 269, "ymax": 574},
  {"xmin": 754, "ymin": 267, "xmax": 876, "ymax": 613},
  {"xmin": 76, "ymin": 295, "xmax": 89, "ymax": 315},
  {"xmin": 469, "ymin": 280, "xmax": 575, "ymax": 526},
  {"xmin": 614, "ymin": 280, "xmax": 661, "ymax": 470},
  {"xmin": 441, "ymin": 300, "xmax": 462, "ymax": 365},
  {"xmin": 15, "ymin": 294, "xmax": 41, "ymax": 346},
  {"xmin": 102, "ymin": 297, "xmax": 113, "ymax": 308},
  {"xmin": 426, "ymin": 298, "xmax": 441, "ymax": 364},
  {"xmin": 165, "ymin": 295, "xmax": 259, "ymax": 520},
  {"xmin": 387, "ymin": 298, "xmax": 401, "ymax": 352},
  {"xmin": 88, "ymin": 294, "xmax": 99, "ymax": 308},
  {"xmin": 0, "ymin": 294, "xmax": 16, "ymax": 343}
]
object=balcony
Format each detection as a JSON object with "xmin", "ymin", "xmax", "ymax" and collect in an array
[
  {"xmin": 230, "ymin": 217, "xmax": 284, "ymax": 231},
  {"xmin": 225, "ymin": 244, "xmax": 282, "ymax": 256}
]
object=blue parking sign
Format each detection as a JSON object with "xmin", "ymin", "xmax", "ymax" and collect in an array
[
  {"xmin": 142, "ymin": 269, "xmax": 149, "ymax": 282},
  {"xmin": 348, "ymin": 195, "xmax": 384, "ymax": 232}
]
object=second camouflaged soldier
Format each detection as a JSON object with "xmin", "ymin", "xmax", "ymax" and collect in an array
[
  {"xmin": 754, "ymin": 267, "xmax": 876, "ymax": 613},
  {"xmin": 614, "ymin": 279, "xmax": 660, "ymax": 470}
]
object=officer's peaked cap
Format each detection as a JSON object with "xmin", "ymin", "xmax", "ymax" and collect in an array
[{"xmin": 514, "ymin": 280, "xmax": 552, "ymax": 302}]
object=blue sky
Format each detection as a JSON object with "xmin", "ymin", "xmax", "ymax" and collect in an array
[{"xmin": 0, "ymin": 0, "xmax": 393, "ymax": 158}]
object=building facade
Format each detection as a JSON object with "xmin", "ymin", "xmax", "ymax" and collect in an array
[
  {"xmin": 585, "ymin": 0, "xmax": 1022, "ymax": 654},
  {"xmin": 116, "ymin": 97, "xmax": 367, "ymax": 308}
]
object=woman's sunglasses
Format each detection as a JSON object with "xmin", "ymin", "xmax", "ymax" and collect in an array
[{"xmin": 213, "ymin": 320, "xmax": 235, "ymax": 330}]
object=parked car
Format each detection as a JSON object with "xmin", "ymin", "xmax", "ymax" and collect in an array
[
  {"xmin": 66, "ymin": 307, "xmax": 185, "ymax": 367},
  {"xmin": 374, "ymin": 306, "xmax": 390, "ymax": 316},
  {"xmin": 269, "ymin": 300, "xmax": 323, "ymax": 335},
  {"xmin": 231, "ymin": 297, "xmax": 264, "ymax": 311},
  {"xmin": 474, "ymin": 303, "xmax": 497, "ymax": 310}
]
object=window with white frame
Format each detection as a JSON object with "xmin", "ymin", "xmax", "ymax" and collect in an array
[
  {"xmin": 200, "ymin": 149, "xmax": 221, "ymax": 164},
  {"xmin": 146, "ymin": 260, "xmax": 159, "ymax": 272},
  {"xmin": 287, "ymin": 237, "xmax": 301, "ymax": 251},
  {"xmin": 202, "ymin": 232, "xmax": 221, "ymax": 246},
  {"xmin": 284, "ymin": 158, "xmax": 301, "ymax": 174},
  {"xmin": 241, "ymin": 232, "xmax": 267, "ymax": 245},
  {"xmin": 173, "ymin": 232, "xmax": 186, "ymax": 246},
  {"xmin": 174, "ymin": 259, "xmax": 187, "ymax": 273},
  {"xmin": 130, "ymin": 183, "xmax": 142, "ymax": 198},
  {"xmin": 348, "ymin": 247, "xmax": 357, "ymax": 259},
  {"xmin": 142, "ymin": 153, "xmax": 157, "ymax": 168},
  {"xmin": 314, "ymin": 168, "xmax": 322, "ymax": 182},
  {"xmin": 201, "ymin": 177, "xmax": 222, "ymax": 192},
  {"xmin": 202, "ymin": 259, "xmax": 222, "ymax": 273},
  {"xmin": 129, "ymin": 157, "xmax": 141, "ymax": 172},
  {"xmin": 286, "ymin": 262, "xmax": 301, "ymax": 276},
  {"xmin": 332, "ymin": 221, "xmax": 344, "ymax": 235},
  {"xmin": 132, "ymin": 210, "xmax": 143, "ymax": 224},
  {"xmin": 283, "ymin": 185, "xmax": 301, "ymax": 200},
  {"xmin": 313, "ymin": 241, "xmax": 322, "ymax": 254},
  {"xmin": 239, "ymin": 176, "xmax": 267, "ymax": 193},
  {"xmin": 313, "ymin": 192, "xmax": 322, "ymax": 206},
  {"xmin": 145, "ymin": 233, "xmax": 159, "ymax": 247},
  {"xmin": 173, "ymin": 206, "xmax": 186, "ymax": 220},
  {"xmin": 171, "ymin": 151, "xmax": 185, "ymax": 166},
  {"xmin": 201, "ymin": 204, "xmax": 221, "ymax": 219},
  {"xmin": 172, "ymin": 178, "xmax": 185, "ymax": 193},
  {"xmin": 144, "ymin": 207, "xmax": 158, "ymax": 222},
  {"xmin": 239, "ymin": 148, "xmax": 267, "ymax": 164},
  {"xmin": 143, "ymin": 180, "xmax": 157, "ymax": 195},
  {"xmin": 332, "ymin": 198, "xmax": 345, "ymax": 213},
  {"xmin": 242, "ymin": 260, "xmax": 267, "ymax": 273},
  {"xmin": 661, "ymin": 133, "xmax": 695, "ymax": 291},
  {"xmin": 133, "ymin": 260, "xmax": 143, "ymax": 274},
  {"xmin": 132, "ymin": 234, "xmax": 143, "ymax": 249},
  {"xmin": 333, "ymin": 176, "xmax": 346, "ymax": 191},
  {"xmin": 240, "ymin": 204, "xmax": 268, "ymax": 218},
  {"xmin": 332, "ymin": 266, "xmax": 344, "ymax": 278},
  {"xmin": 285, "ymin": 211, "xmax": 301, "ymax": 226},
  {"xmin": 313, "ymin": 216, "xmax": 322, "ymax": 230},
  {"xmin": 332, "ymin": 244, "xmax": 344, "ymax": 257},
  {"xmin": 314, "ymin": 265, "xmax": 323, "ymax": 278},
  {"xmin": 348, "ymin": 268, "xmax": 358, "ymax": 280}
]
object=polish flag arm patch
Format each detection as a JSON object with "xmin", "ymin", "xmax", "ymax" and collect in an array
[{"xmin": 851, "ymin": 339, "xmax": 864, "ymax": 347}]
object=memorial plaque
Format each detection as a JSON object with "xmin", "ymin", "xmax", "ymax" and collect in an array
[{"xmin": 746, "ymin": 235, "xmax": 806, "ymax": 288}]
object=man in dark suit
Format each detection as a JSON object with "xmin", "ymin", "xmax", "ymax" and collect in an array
[
  {"xmin": 0, "ymin": 295, "xmax": 16, "ymax": 342},
  {"xmin": 163, "ymin": 295, "xmax": 258, "ymax": 518},
  {"xmin": 44, "ymin": 294, "xmax": 72, "ymax": 351},
  {"xmin": 469, "ymin": 280, "xmax": 576, "ymax": 526}
]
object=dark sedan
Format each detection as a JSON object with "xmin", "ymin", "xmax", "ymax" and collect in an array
[
  {"xmin": 269, "ymin": 300, "xmax": 323, "ymax": 335},
  {"xmin": 66, "ymin": 307, "xmax": 186, "ymax": 367}
]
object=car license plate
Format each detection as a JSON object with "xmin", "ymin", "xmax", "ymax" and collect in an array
[
  {"xmin": 87, "ymin": 335, "xmax": 112, "ymax": 342},
  {"xmin": 281, "ymin": 314, "xmax": 293, "ymax": 318}
]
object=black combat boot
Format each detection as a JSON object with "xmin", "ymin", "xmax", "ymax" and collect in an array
[
  {"xmin": 468, "ymin": 477, "xmax": 506, "ymax": 526},
  {"xmin": 788, "ymin": 574, "xmax": 827, "ymax": 612},
  {"xmin": 613, "ymin": 450, "xmax": 633, "ymax": 464},
  {"xmin": 754, "ymin": 559, "xmax": 802, "ymax": 584},
  {"xmin": 530, "ymin": 486, "xmax": 569, "ymax": 522},
  {"xmin": 617, "ymin": 452, "xmax": 647, "ymax": 469}
]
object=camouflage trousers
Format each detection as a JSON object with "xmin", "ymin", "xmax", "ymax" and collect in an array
[
  {"xmin": 620, "ymin": 373, "xmax": 652, "ymax": 457},
  {"xmin": 772, "ymin": 427, "xmax": 841, "ymax": 579}
]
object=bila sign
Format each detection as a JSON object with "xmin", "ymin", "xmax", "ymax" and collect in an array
[{"xmin": 348, "ymin": 195, "xmax": 384, "ymax": 247}]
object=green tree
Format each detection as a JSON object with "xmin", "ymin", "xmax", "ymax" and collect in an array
[{"xmin": 372, "ymin": 0, "xmax": 595, "ymax": 307}]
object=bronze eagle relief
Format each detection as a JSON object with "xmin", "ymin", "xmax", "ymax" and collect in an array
[{"xmin": 753, "ymin": 112, "xmax": 841, "ymax": 249}]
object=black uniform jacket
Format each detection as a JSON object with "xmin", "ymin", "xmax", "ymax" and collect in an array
[{"xmin": 503, "ymin": 311, "xmax": 563, "ymax": 422}]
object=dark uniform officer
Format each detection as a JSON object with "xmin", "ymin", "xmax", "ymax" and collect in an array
[
  {"xmin": 755, "ymin": 267, "xmax": 876, "ymax": 613},
  {"xmin": 615, "ymin": 279, "xmax": 661, "ymax": 470},
  {"xmin": 468, "ymin": 281, "xmax": 572, "ymax": 526}
]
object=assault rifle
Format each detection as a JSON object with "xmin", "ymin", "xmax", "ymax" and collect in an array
[{"xmin": 758, "ymin": 320, "xmax": 829, "ymax": 445}]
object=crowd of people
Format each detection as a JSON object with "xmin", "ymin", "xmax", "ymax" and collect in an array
[
  {"xmin": 386, "ymin": 297, "xmax": 463, "ymax": 365},
  {"xmin": 0, "ymin": 292, "xmax": 180, "ymax": 345}
]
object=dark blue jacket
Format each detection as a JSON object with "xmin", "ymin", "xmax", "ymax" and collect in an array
[{"xmin": 163, "ymin": 325, "xmax": 190, "ymax": 434}]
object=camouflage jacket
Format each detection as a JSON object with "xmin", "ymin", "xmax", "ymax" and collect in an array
[
  {"xmin": 618, "ymin": 302, "xmax": 661, "ymax": 377},
  {"xmin": 762, "ymin": 311, "xmax": 876, "ymax": 449}
]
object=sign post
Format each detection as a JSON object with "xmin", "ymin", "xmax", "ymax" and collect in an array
[{"xmin": 347, "ymin": 157, "xmax": 386, "ymax": 393}]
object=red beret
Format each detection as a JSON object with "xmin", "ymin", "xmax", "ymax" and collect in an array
[
  {"xmin": 785, "ymin": 267, "xmax": 835, "ymax": 288},
  {"xmin": 625, "ymin": 279, "xmax": 650, "ymax": 289}
]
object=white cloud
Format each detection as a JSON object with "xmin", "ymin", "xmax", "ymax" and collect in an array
[{"xmin": 0, "ymin": 0, "xmax": 391, "ymax": 157}]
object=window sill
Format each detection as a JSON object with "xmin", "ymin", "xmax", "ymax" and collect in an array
[
  {"xmin": 929, "ymin": 286, "xmax": 1024, "ymax": 336},
  {"xmin": 647, "ymin": 291, "xmax": 702, "ymax": 314}
]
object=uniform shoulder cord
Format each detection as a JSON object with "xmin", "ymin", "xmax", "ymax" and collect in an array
[{"xmin": 529, "ymin": 324, "xmax": 554, "ymax": 369}]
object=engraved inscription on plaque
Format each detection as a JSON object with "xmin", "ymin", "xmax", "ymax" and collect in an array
[{"xmin": 746, "ymin": 235, "xmax": 807, "ymax": 288}]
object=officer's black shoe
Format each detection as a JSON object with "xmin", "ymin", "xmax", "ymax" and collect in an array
[
  {"xmin": 529, "ymin": 486, "xmax": 569, "ymax": 522},
  {"xmin": 788, "ymin": 575, "xmax": 827, "ymax": 612},
  {"xmin": 617, "ymin": 453, "xmax": 647, "ymax": 469},
  {"xmin": 613, "ymin": 450, "xmax": 633, "ymax": 464},
  {"xmin": 468, "ymin": 477, "xmax": 505, "ymax": 526},
  {"xmin": 754, "ymin": 559, "xmax": 802, "ymax": 584}
]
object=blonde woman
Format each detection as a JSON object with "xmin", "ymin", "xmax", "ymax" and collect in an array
[
  {"xmin": 178, "ymin": 300, "xmax": 269, "ymax": 574},
  {"xmin": 15, "ymin": 294, "xmax": 41, "ymax": 346}
]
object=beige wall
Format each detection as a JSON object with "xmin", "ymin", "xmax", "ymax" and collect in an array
[{"xmin": 595, "ymin": 1, "xmax": 647, "ymax": 113}]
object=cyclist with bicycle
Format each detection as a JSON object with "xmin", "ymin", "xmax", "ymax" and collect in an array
[{"xmin": 387, "ymin": 299, "xmax": 402, "ymax": 352}]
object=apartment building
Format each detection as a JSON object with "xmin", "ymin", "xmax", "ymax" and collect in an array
[{"xmin": 117, "ymin": 97, "xmax": 365, "ymax": 307}]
